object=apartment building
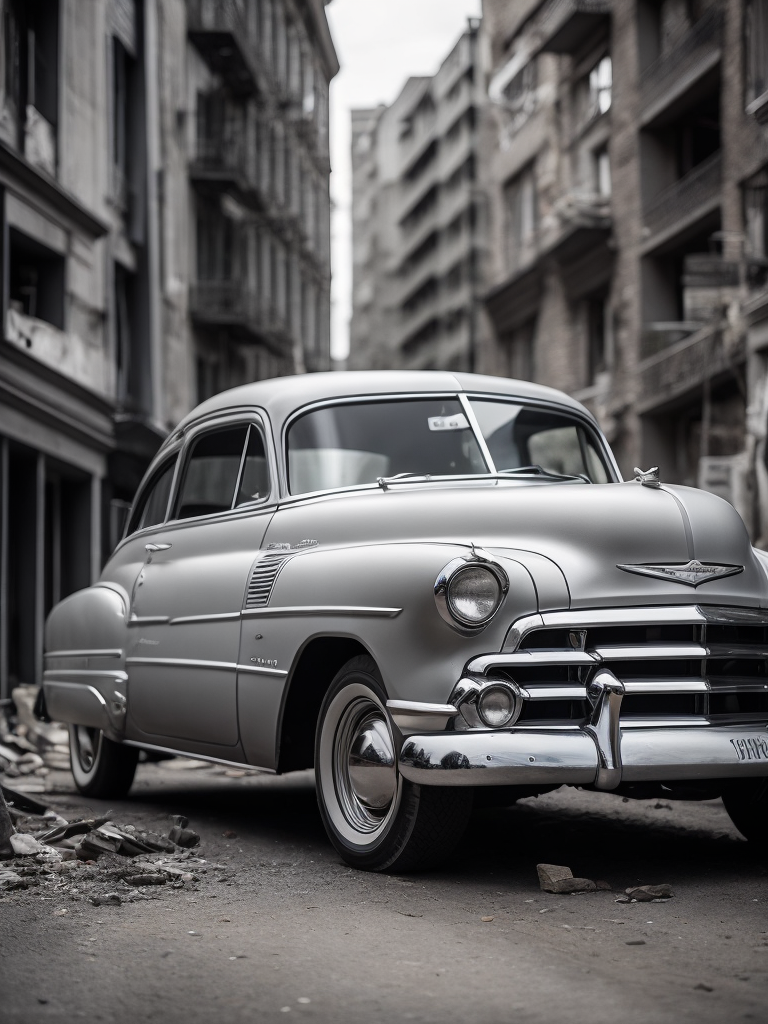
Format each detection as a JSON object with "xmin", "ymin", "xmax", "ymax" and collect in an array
[
  {"xmin": 0, "ymin": 0, "xmax": 337, "ymax": 700},
  {"xmin": 349, "ymin": 20, "xmax": 490, "ymax": 371},
  {"xmin": 480, "ymin": 0, "xmax": 768, "ymax": 541}
]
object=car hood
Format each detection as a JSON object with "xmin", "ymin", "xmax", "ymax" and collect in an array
[{"xmin": 271, "ymin": 480, "xmax": 767, "ymax": 610}]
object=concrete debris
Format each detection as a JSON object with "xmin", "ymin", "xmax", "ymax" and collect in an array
[
  {"xmin": 9, "ymin": 833, "xmax": 46, "ymax": 856},
  {"xmin": 168, "ymin": 825, "xmax": 201, "ymax": 848},
  {"xmin": 537, "ymin": 864, "xmax": 597, "ymax": 893},
  {"xmin": 624, "ymin": 884, "xmax": 674, "ymax": 902}
]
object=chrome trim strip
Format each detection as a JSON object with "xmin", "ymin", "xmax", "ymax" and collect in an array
[
  {"xmin": 583, "ymin": 669, "xmax": 625, "ymax": 790},
  {"xmin": 126, "ymin": 657, "xmax": 237, "ymax": 671},
  {"xmin": 542, "ymin": 606, "xmax": 710, "ymax": 628},
  {"xmin": 121, "ymin": 740, "xmax": 275, "ymax": 774},
  {"xmin": 45, "ymin": 649, "xmax": 123, "ymax": 659},
  {"xmin": 468, "ymin": 650, "xmax": 598, "ymax": 673},
  {"xmin": 386, "ymin": 700, "xmax": 459, "ymax": 716},
  {"xmin": 44, "ymin": 682, "xmax": 109, "ymax": 706},
  {"xmin": 523, "ymin": 684, "xmax": 588, "ymax": 700},
  {"xmin": 707, "ymin": 643, "xmax": 768, "ymax": 659},
  {"xmin": 129, "ymin": 615, "xmax": 170, "ymax": 625},
  {"xmin": 503, "ymin": 613, "xmax": 545, "ymax": 652},
  {"xmin": 591, "ymin": 643, "xmax": 709, "ymax": 660},
  {"xmin": 241, "ymin": 605, "xmax": 402, "ymax": 618},
  {"xmin": 621, "ymin": 716, "xmax": 710, "ymax": 728},
  {"xmin": 169, "ymin": 612, "xmax": 242, "ymax": 625},
  {"xmin": 237, "ymin": 664, "xmax": 289, "ymax": 677},
  {"xmin": 622, "ymin": 679, "xmax": 709, "ymax": 694},
  {"xmin": 43, "ymin": 669, "xmax": 128, "ymax": 682}
]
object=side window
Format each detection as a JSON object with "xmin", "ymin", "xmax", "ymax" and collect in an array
[
  {"xmin": 127, "ymin": 456, "xmax": 178, "ymax": 535},
  {"xmin": 235, "ymin": 426, "xmax": 270, "ymax": 506},
  {"xmin": 175, "ymin": 426, "xmax": 249, "ymax": 520}
]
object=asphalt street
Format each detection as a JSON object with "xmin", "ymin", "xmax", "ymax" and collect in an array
[{"xmin": 1, "ymin": 761, "xmax": 767, "ymax": 1024}]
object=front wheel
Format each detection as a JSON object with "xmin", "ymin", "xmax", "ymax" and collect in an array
[
  {"xmin": 722, "ymin": 778, "xmax": 768, "ymax": 848},
  {"xmin": 315, "ymin": 656, "xmax": 472, "ymax": 872},
  {"xmin": 69, "ymin": 725, "xmax": 138, "ymax": 798}
]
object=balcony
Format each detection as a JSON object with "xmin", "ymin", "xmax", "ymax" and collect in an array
[
  {"xmin": 189, "ymin": 134, "xmax": 248, "ymax": 191},
  {"xmin": 643, "ymin": 152, "xmax": 721, "ymax": 245},
  {"xmin": 638, "ymin": 323, "xmax": 745, "ymax": 411},
  {"xmin": 547, "ymin": 192, "xmax": 612, "ymax": 263},
  {"xmin": 536, "ymin": 0, "xmax": 611, "ymax": 55},
  {"xmin": 639, "ymin": 7, "xmax": 722, "ymax": 127},
  {"xmin": 189, "ymin": 281, "xmax": 290, "ymax": 346},
  {"xmin": 187, "ymin": 0, "xmax": 258, "ymax": 96}
]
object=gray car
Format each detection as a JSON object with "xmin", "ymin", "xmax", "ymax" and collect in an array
[{"xmin": 43, "ymin": 371, "xmax": 768, "ymax": 871}]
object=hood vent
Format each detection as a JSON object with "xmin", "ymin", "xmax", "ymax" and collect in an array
[{"xmin": 244, "ymin": 552, "xmax": 291, "ymax": 609}]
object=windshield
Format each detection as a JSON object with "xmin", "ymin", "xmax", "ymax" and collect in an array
[
  {"xmin": 287, "ymin": 399, "xmax": 488, "ymax": 494},
  {"xmin": 469, "ymin": 399, "xmax": 609, "ymax": 483}
]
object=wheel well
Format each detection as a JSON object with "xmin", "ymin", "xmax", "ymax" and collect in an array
[{"xmin": 277, "ymin": 637, "xmax": 370, "ymax": 774}]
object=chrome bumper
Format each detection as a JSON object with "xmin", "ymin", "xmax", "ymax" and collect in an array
[{"xmin": 399, "ymin": 722, "xmax": 768, "ymax": 787}]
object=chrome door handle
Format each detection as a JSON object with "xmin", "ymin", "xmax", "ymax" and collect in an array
[{"xmin": 145, "ymin": 543, "xmax": 172, "ymax": 553}]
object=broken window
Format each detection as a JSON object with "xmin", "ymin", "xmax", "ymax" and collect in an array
[{"xmin": 8, "ymin": 230, "xmax": 65, "ymax": 328}]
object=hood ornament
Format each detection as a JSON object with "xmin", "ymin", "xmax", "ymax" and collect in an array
[
  {"xmin": 634, "ymin": 466, "xmax": 660, "ymax": 488},
  {"xmin": 617, "ymin": 559, "xmax": 744, "ymax": 587}
]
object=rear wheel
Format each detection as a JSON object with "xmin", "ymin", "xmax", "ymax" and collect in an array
[
  {"xmin": 69, "ymin": 725, "xmax": 138, "ymax": 798},
  {"xmin": 722, "ymin": 778, "xmax": 768, "ymax": 847},
  {"xmin": 315, "ymin": 656, "xmax": 472, "ymax": 872}
]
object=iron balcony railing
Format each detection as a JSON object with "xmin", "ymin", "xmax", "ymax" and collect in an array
[
  {"xmin": 640, "ymin": 6, "xmax": 723, "ymax": 121},
  {"xmin": 643, "ymin": 151, "xmax": 722, "ymax": 239}
]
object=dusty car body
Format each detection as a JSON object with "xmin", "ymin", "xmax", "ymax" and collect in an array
[{"xmin": 43, "ymin": 371, "xmax": 768, "ymax": 870}]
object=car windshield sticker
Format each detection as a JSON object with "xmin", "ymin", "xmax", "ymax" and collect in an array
[{"xmin": 427, "ymin": 413, "xmax": 470, "ymax": 432}]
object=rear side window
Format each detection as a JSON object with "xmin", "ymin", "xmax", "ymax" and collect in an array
[
  {"xmin": 175, "ymin": 424, "xmax": 270, "ymax": 520},
  {"xmin": 127, "ymin": 456, "xmax": 177, "ymax": 534}
]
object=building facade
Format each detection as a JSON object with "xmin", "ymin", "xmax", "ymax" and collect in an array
[
  {"xmin": 479, "ymin": 0, "xmax": 768, "ymax": 542},
  {"xmin": 0, "ymin": 0, "xmax": 337, "ymax": 700},
  {"xmin": 349, "ymin": 20, "xmax": 490, "ymax": 371}
]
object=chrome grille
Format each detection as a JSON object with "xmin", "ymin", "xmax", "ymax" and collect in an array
[
  {"xmin": 469, "ymin": 606, "xmax": 768, "ymax": 729},
  {"xmin": 244, "ymin": 552, "xmax": 290, "ymax": 609}
]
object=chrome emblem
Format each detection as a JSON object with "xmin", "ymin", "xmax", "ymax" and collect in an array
[{"xmin": 616, "ymin": 559, "xmax": 744, "ymax": 587}]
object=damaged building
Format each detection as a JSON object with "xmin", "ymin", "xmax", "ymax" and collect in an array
[
  {"xmin": 349, "ymin": 20, "xmax": 491, "ymax": 371},
  {"xmin": 0, "ymin": 0, "xmax": 337, "ymax": 701},
  {"xmin": 479, "ymin": 0, "xmax": 768, "ymax": 541}
]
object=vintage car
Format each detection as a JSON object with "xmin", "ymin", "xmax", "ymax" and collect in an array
[{"xmin": 42, "ymin": 371, "xmax": 768, "ymax": 871}]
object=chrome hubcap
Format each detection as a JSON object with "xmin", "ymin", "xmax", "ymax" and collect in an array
[
  {"xmin": 75, "ymin": 726, "xmax": 100, "ymax": 772},
  {"xmin": 334, "ymin": 699, "xmax": 396, "ymax": 832}
]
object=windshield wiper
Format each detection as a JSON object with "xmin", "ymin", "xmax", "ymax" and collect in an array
[
  {"xmin": 498, "ymin": 465, "xmax": 591, "ymax": 483},
  {"xmin": 377, "ymin": 473, "xmax": 432, "ymax": 490}
]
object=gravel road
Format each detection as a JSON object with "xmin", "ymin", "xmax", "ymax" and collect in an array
[{"xmin": 1, "ymin": 761, "xmax": 767, "ymax": 1024}]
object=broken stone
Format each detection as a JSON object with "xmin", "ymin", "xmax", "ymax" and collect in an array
[
  {"xmin": 90, "ymin": 892, "xmax": 122, "ymax": 906},
  {"xmin": 624, "ymin": 884, "xmax": 674, "ymax": 902},
  {"xmin": 170, "ymin": 814, "xmax": 189, "ymax": 829},
  {"xmin": 9, "ymin": 833, "xmax": 46, "ymax": 856},
  {"xmin": 168, "ymin": 826, "xmax": 200, "ymax": 849},
  {"xmin": 537, "ymin": 864, "xmax": 597, "ymax": 893},
  {"xmin": 124, "ymin": 873, "xmax": 167, "ymax": 886},
  {"xmin": 595, "ymin": 880, "xmax": 612, "ymax": 891},
  {"xmin": 0, "ymin": 869, "xmax": 26, "ymax": 890}
]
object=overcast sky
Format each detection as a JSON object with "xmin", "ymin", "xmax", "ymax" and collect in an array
[{"xmin": 326, "ymin": 0, "xmax": 483, "ymax": 361}]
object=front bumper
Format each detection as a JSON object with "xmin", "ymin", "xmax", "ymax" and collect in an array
[
  {"xmin": 395, "ymin": 603, "xmax": 768, "ymax": 790},
  {"xmin": 399, "ymin": 722, "xmax": 768, "ymax": 787}
]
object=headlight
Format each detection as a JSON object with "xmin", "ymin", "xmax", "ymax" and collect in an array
[
  {"xmin": 434, "ymin": 555, "xmax": 508, "ymax": 631},
  {"xmin": 477, "ymin": 683, "xmax": 521, "ymax": 728}
]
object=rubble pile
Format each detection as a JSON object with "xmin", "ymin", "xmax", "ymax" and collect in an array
[
  {"xmin": 0, "ymin": 788, "xmax": 208, "ymax": 905},
  {"xmin": 0, "ymin": 685, "xmax": 70, "ymax": 779},
  {"xmin": 536, "ymin": 863, "xmax": 674, "ymax": 902}
]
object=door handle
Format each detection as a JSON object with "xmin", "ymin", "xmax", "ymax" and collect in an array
[{"xmin": 145, "ymin": 543, "xmax": 172, "ymax": 553}]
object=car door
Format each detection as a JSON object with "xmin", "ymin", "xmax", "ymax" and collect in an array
[{"xmin": 126, "ymin": 418, "xmax": 275, "ymax": 753}]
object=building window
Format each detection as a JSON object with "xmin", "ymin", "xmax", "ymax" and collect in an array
[
  {"xmin": 502, "ymin": 59, "xmax": 538, "ymax": 132},
  {"xmin": 3, "ymin": 0, "xmax": 59, "ymax": 171},
  {"xmin": 506, "ymin": 319, "xmax": 535, "ymax": 381},
  {"xmin": 594, "ymin": 145, "xmax": 611, "ymax": 197},
  {"xmin": 8, "ymin": 229, "xmax": 65, "ymax": 328},
  {"xmin": 112, "ymin": 38, "xmax": 137, "ymax": 210},
  {"xmin": 746, "ymin": 0, "xmax": 768, "ymax": 106},
  {"xmin": 577, "ymin": 55, "xmax": 612, "ymax": 126},
  {"xmin": 504, "ymin": 163, "xmax": 537, "ymax": 266},
  {"xmin": 587, "ymin": 293, "xmax": 611, "ymax": 381},
  {"xmin": 744, "ymin": 169, "xmax": 768, "ymax": 288}
]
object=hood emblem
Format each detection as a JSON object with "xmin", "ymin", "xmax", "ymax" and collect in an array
[{"xmin": 617, "ymin": 559, "xmax": 744, "ymax": 587}]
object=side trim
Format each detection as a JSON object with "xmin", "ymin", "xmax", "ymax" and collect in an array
[
  {"xmin": 169, "ymin": 612, "xmax": 242, "ymax": 625},
  {"xmin": 45, "ymin": 648, "xmax": 123, "ymax": 659},
  {"xmin": 44, "ymin": 669, "xmax": 128, "ymax": 682},
  {"xmin": 121, "ymin": 740, "xmax": 275, "ymax": 774},
  {"xmin": 129, "ymin": 615, "xmax": 170, "ymax": 625},
  {"xmin": 126, "ymin": 657, "xmax": 237, "ymax": 671},
  {"xmin": 241, "ymin": 605, "xmax": 402, "ymax": 618}
]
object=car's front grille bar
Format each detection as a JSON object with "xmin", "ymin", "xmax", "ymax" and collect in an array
[{"xmin": 465, "ymin": 605, "xmax": 768, "ymax": 731}]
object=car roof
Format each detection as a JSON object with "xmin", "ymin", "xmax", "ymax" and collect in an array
[{"xmin": 170, "ymin": 371, "xmax": 594, "ymax": 443}]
